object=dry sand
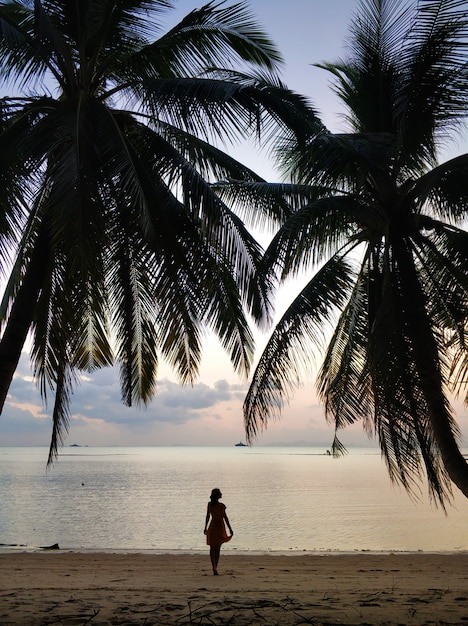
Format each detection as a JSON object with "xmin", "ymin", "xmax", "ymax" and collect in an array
[{"xmin": 1, "ymin": 551, "xmax": 468, "ymax": 625}]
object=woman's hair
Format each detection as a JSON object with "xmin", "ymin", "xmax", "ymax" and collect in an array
[{"xmin": 210, "ymin": 488, "xmax": 222, "ymax": 504}]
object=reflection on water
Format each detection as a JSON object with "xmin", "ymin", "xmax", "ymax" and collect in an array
[{"xmin": 1, "ymin": 446, "xmax": 467, "ymax": 552}]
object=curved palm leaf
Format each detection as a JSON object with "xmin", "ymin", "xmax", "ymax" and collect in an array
[{"xmin": 244, "ymin": 254, "xmax": 357, "ymax": 441}]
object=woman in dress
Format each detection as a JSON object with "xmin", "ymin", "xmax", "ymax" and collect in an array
[{"xmin": 204, "ymin": 488, "xmax": 233, "ymax": 575}]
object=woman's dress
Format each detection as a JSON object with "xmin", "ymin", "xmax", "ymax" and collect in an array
[{"xmin": 206, "ymin": 502, "xmax": 231, "ymax": 546}]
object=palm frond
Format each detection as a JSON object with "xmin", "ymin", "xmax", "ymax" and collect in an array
[
  {"xmin": 150, "ymin": 117, "xmax": 265, "ymax": 183},
  {"xmin": 126, "ymin": 118, "xmax": 274, "ymax": 326},
  {"xmin": 118, "ymin": 75, "xmax": 310, "ymax": 149},
  {"xmin": 318, "ymin": 0, "xmax": 413, "ymax": 134},
  {"xmin": 244, "ymin": 255, "xmax": 356, "ymax": 442},
  {"xmin": 394, "ymin": 0, "xmax": 468, "ymax": 166},
  {"xmin": 280, "ymin": 130, "xmax": 395, "ymax": 188},
  {"xmin": 263, "ymin": 195, "xmax": 373, "ymax": 279},
  {"xmin": 412, "ymin": 223, "xmax": 468, "ymax": 355},
  {"xmin": 127, "ymin": 0, "xmax": 282, "ymax": 81},
  {"xmin": 412, "ymin": 154, "xmax": 468, "ymax": 221},
  {"xmin": 212, "ymin": 180, "xmax": 329, "ymax": 232},
  {"xmin": 47, "ymin": 359, "xmax": 75, "ymax": 464},
  {"xmin": 0, "ymin": 2, "xmax": 50, "ymax": 89},
  {"xmin": 318, "ymin": 261, "xmax": 371, "ymax": 432}
]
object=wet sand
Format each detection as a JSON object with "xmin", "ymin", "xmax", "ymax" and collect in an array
[{"xmin": 1, "ymin": 551, "xmax": 468, "ymax": 624}]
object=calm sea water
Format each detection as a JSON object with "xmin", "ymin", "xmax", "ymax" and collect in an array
[{"xmin": 1, "ymin": 446, "xmax": 467, "ymax": 553}]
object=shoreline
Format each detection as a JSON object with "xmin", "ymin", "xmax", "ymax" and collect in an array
[
  {"xmin": 3, "ymin": 544, "xmax": 468, "ymax": 556},
  {"xmin": 2, "ymin": 551, "xmax": 468, "ymax": 624}
]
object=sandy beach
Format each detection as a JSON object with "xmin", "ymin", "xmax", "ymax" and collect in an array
[{"xmin": 1, "ymin": 552, "xmax": 468, "ymax": 625}]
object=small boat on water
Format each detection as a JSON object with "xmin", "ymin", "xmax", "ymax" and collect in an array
[{"xmin": 235, "ymin": 441, "xmax": 247, "ymax": 447}]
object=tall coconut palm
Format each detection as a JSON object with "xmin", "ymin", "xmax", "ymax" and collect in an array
[
  {"xmin": 0, "ymin": 0, "xmax": 312, "ymax": 462},
  {"xmin": 226, "ymin": 0, "xmax": 468, "ymax": 505}
]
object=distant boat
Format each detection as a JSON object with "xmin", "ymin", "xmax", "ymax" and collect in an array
[{"xmin": 235, "ymin": 441, "xmax": 247, "ymax": 447}]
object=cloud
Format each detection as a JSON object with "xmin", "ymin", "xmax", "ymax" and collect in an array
[
  {"xmin": 70, "ymin": 371, "xmax": 245, "ymax": 426},
  {"xmin": 3, "ymin": 351, "xmax": 466, "ymax": 449},
  {"xmin": 0, "ymin": 353, "xmax": 248, "ymax": 444}
]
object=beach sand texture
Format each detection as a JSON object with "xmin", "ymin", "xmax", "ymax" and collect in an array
[{"xmin": 1, "ymin": 552, "xmax": 468, "ymax": 625}]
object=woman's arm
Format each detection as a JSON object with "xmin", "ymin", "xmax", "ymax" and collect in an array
[
  {"xmin": 224, "ymin": 513, "xmax": 233, "ymax": 536},
  {"xmin": 204, "ymin": 503, "xmax": 210, "ymax": 534}
]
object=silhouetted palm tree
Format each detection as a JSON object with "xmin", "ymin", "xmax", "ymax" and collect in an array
[
  {"xmin": 235, "ymin": 0, "xmax": 468, "ymax": 504},
  {"xmin": 0, "ymin": 0, "xmax": 310, "ymax": 461}
]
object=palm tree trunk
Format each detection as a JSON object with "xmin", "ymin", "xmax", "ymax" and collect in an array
[{"xmin": 0, "ymin": 238, "xmax": 48, "ymax": 413}]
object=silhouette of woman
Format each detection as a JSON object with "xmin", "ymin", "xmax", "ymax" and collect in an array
[{"xmin": 204, "ymin": 488, "xmax": 233, "ymax": 575}]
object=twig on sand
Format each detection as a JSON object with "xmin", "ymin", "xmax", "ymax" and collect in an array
[
  {"xmin": 83, "ymin": 608, "xmax": 100, "ymax": 623},
  {"xmin": 176, "ymin": 598, "xmax": 320, "ymax": 625},
  {"xmin": 44, "ymin": 608, "xmax": 100, "ymax": 624}
]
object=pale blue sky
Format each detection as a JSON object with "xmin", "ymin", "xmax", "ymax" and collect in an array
[{"xmin": 1, "ymin": 1, "xmax": 467, "ymax": 449}]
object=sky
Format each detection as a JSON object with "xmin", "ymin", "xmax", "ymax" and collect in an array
[{"xmin": 1, "ymin": 0, "xmax": 468, "ymax": 450}]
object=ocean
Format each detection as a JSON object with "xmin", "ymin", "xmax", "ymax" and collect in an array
[{"xmin": 1, "ymin": 446, "xmax": 467, "ymax": 553}]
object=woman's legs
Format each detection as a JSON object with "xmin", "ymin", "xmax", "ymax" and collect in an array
[{"xmin": 209, "ymin": 545, "xmax": 221, "ymax": 574}]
